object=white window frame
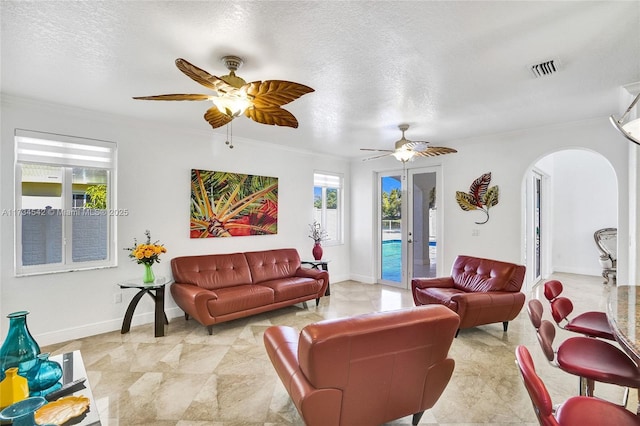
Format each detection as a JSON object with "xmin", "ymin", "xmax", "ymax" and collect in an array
[
  {"xmin": 14, "ymin": 129, "xmax": 118, "ymax": 276},
  {"xmin": 313, "ymin": 171, "xmax": 343, "ymax": 245}
]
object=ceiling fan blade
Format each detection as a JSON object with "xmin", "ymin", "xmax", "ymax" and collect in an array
[
  {"xmin": 360, "ymin": 148, "xmax": 394, "ymax": 153},
  {"xmin": 403, "ymin": 140, "xmax": 430, "ymax": 151},
  {"xmin": 363, "ymin": 153, "xmax": 393, "ymax": 161},
  {"xmin": 413, "ymin": 147, "xmax": 458, "ymax": 157},
  {"xmin": 204, "ymin": 106, "xmax": 233, "ymax": 129},
  {"xmin": 175, "ymin": 58, "xmax": 233, "ymax": 92},
  {"xmin": 245, "ymin": 106, "xmax": 299, "ymax": 128},
  {"xmin": 245, "ymin": 80, "xmax": 314, "ymax": 108},
  {"xmin": 132, "ymin": 94, "xmax": 211, "ymax": 101}
]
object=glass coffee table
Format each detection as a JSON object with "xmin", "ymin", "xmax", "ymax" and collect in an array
[
  {"xmin": 48, "ymin": 350, "xmax": 101, "ymax": 425},
  {"xmin": 118, "ymin": 276, "xmax": 171, "ymax": 337}
]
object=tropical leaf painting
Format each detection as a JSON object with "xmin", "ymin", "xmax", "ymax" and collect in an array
[
  {"xmin": 455, "ymin": 172, "xmax": 499, "ymax": 224},
  {"xmin": 190, "ymin": 169, "xmax": 278, "ymax": 238}
]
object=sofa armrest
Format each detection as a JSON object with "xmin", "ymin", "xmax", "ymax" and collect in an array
[
  {"xmin": 295, "ymin": 268, "xmax": 329, "ymax": 297},
  {"xmin": 170, "ymin": 282, "xmax": 219, "ymax": 325},
  {"xmin": 450, "ymin": 291, "xmax": 525, "ymax": 328},
  {"xmin": 412, "ymin": 276, "xmax": 454, "ymax": 290}
]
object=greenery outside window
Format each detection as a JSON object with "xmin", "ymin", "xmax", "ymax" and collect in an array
[
  {"xmin": 313, "ymin": 171, "xmax": 342, "ymax": 244},
  {"xmin": 14, "ymin": 129, "xmax": 117, "ymax": 276}
]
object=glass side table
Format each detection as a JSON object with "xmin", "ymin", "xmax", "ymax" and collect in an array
[
  {"xmin": 301, "ymin": 260, "xmax": 330, "ymax": 296},
  {"xmin": 118, "ymin": 276, "xmax": 171, "ymax": 337}
]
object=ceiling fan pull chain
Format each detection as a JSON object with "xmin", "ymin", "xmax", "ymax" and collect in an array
[{"xmin": 225, "ymin": 122, "xmax": 234, "ymax": 149}]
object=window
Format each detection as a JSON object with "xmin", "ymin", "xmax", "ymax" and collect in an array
[
  {"xmin": 13, "ymin": 129, "xmax": 117, "ymax": 275},
  {"xmin": 313, "ymin": 171, "xmax": 343, "ymax": 244}
]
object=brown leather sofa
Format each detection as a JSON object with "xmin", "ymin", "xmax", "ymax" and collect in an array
[
  {"xmin": 170, "ymin": 248, "xmax": 328, "ymax": 334},
  {"xmin": 263, "ymin": 305, "xmax": 460, "ymax": 426},
  {"xmin": 412, "ymin": 255, "xmax": 526, "ymax": 335}
]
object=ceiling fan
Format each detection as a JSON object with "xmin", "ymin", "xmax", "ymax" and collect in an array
[
  {"xmin": 133, "ymin": 56, "xmax": 314, "ymax": 130},
  {"xmin": 360, "ymin": 124, "xmax": 457, "ymax": 163}
]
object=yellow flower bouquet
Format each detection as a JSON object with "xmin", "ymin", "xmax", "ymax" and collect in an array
[{"xmin": 125, "ymin": 230, "xmax": 167, "ymax": 266}]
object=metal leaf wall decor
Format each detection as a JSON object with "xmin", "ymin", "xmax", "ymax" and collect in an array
[{"xmin": 455, "ymin": 172, "xmax": 499, "ymax": 224}]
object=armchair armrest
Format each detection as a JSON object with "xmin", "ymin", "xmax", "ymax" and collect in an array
[
  {"xmin": 450, "ymin": 291, "xmax": 525, "ymax": 328},
  {"xmin": 264, "ymin": 326, "xmax": 342, "ymax": 426},
  {"xmin": 412, "ymin": 276, "xmax": 454, "ymax": 290}
]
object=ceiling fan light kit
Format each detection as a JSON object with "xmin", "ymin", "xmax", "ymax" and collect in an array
[
  {"xmin": 361, "ymin": 124, "xmax": 457, "ymax": 163},
  {"xmin": 133, "ymin": 56, "xmax": 314, "ymax": 133},
  {"xmin": 610, "ymin": 92, "xmax": 640, "ymax": 146}
]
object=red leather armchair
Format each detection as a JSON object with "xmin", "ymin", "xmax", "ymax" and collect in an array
[
  {"xmin": 412, "ymin": 255, "xmax": 526, "ymax": 335},
  {"xmin": 263, "ymin": 305, "xmax": 460, "ymax": 426}
]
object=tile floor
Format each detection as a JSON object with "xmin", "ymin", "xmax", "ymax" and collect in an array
[{"xmin": 43, "ymin": 273, "xmax": 634, "ymax": 425}]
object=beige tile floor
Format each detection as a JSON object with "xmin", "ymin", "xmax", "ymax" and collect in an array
[{"xmin": 43, "ymin": 273, "xmax": 635, "ymax": 425}]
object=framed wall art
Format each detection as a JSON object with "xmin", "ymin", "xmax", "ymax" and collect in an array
[{"xmin": 190, "ymin": 169, "xmax": 278, "ymax": 238}]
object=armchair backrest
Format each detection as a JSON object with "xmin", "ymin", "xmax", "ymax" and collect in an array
[
  {"xmin": 297, "ymin": 305, "xmax": 460, "ymax": 425},
  {"xmin": 450, "ymin": 255, "xmax": 526, "ymax": 293},
  {"xmin": 594, "ymin": 227, "xmax": 617, "ymax": 262}
]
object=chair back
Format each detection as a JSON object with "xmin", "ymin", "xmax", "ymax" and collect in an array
[
  {"xmin": 536, "ymin": 320, "xmax": 557, "ymax": 362},
  {"xmin": 527, "ymin": 299, "xmax": 544, "ymax": 330},
  {"xmin": 543, "ymin": 280, "xmax": 563, "ymax": 301},
  {"xmin": 297, "ymin": 305, "xmax": 460, "ymax": 425},
  {"xmin": 515, "ymin": 345, "xmax": 560, "ymax": 426},
  {"xmin": 549, "ymin": 297, "xmax": 574, "ymax": 325}
]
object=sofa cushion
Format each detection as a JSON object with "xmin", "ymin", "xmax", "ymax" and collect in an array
[
  {"xmin": 171, "ymin": 253, "xmax": 252, "ymax": 290},
  {"xmin": 206, "ymin": 284, "xmax": 274, "ymax": 316},
  {"xmin": 245, "ymin": 248, "xmax": 302, "ymax": 284},
  {"xmin": 258, "ymin": 277, "xmax": 322, "ymax": 303}
]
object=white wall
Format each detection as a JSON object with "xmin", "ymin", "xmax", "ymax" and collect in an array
[
  {"xmin": 535, "ymin": 150, "xmax": 617, "ymax": 276},
  {"xmin": 350, "ymin": 118, "xmax": 629, "ymax": 288},
  {"xmin": 0, "ymin": 96, "xmax": 350, "ymax": 345}
]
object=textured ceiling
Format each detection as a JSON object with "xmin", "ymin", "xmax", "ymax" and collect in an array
[{"xmin": 2, "ymin": 1, "xmax": 639, "ymax": 159}]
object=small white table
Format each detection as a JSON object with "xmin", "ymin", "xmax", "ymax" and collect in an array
[{"xmin": 118, "ymin": 276, "xmax": 171, "ymax": 337}]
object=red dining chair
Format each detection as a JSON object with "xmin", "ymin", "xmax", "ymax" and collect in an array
[
  {"xmin": 543, "ymin": 280, "xmax": 615, "ymax": 341},
  {"xmin": 527, "ymin": 299, "xmax": 544, "ymax": 330},
  {"xmin": 515, "ymin": 345, "xmax": 639, "ymax": 426},
  {"xmin": 536, "ymin": 319, "xmax": 639, "ymax": 410}
]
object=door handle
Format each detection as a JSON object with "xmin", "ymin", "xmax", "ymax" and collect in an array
[{"xmin": 407, "ymin": 239, "xmax": 413, "ymax": 243}]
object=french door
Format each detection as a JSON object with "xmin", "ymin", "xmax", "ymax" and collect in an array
[{"xmin": 378, "ymin": 166, "xmax": 441, "ymax": 288}]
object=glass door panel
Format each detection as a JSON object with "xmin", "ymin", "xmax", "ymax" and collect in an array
[
  {"xmin": 408, "ymin": 168, "xmax": 439, "ymax": 280},
  {"xmin": 380, "ymin": 174, "xmax": 403, "ymax": 286}
]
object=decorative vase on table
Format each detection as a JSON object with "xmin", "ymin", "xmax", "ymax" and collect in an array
[
  {"xmin": 24, "ymin": 353, "xmax": 62, "ymax": 396},
  {"xmin": 143, "ymin": 263, "xmax": 155, "ymax": 283},
  {"xmin": 312, "ymin": 242, "xmax": 323, "ymax": 261},
  {"xmin": 0, "ymin": 311, "xmax": 41, "ymax": 375}
]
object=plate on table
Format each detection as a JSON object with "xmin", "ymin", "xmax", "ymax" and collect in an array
[{"xmin": 35, "ymin": 395, "xmax": 90, "ymax": 425}]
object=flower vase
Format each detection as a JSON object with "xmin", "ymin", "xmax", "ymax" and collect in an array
[
  {"xmin": 143, "ymin": 263, "xmax": 155, "ymax": 283},
  {"xmin": 312, "ymin": 242, "xmax": 323, "ymax": 260},
  {"xmin": 0, "ymin": 311, "xmax": 41, "ymax": 375}
]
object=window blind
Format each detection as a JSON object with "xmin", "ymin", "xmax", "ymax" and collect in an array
[{"xmin": 15, "ymin": 129, "xmax": 116, "ymax": 169}]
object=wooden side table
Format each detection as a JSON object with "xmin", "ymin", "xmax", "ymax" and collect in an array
[
  {"xmin": 301, "ymin": 260, "xmax": 330, "ymax": 296},
  {"xmin": 118, "ymin": 276, "xmax": 171, "ymax": 337}
]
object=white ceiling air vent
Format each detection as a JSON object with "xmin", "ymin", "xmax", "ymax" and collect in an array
[{"xmin": 530, "ymin": 59, "xmax": 559, "ymax": 78}]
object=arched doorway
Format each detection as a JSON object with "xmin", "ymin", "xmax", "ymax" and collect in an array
[{"xmin": 523, "ymin": 149, "xmax": 618, "ymax": 288}]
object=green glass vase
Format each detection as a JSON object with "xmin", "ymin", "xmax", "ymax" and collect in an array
[
  {"xmin": 0, "ymin": 311, "xmax": 41, "ymax": 375},
  {"xmin": 143, "ymin": 263, "xmax": 155, "ymax": 283}
]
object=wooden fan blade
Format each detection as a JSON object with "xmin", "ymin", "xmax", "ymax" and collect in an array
[
  {"xmin": 360, "ymin": 148, "xmax": 394, "ymax": 153},
  {"xmin": 175, "ymin": 58, "xmax": 234, "ymax": 93},
  {"xmin": 204, "ymin": 106, "xmax": 234, "ymax": 129},
  {"xmin": 363, "ymin": 153, "xmax": 393, "ymax": 161},
  {"xmin": 413, "ymin": 147, "xmax": 458, "ymax": 157},
  {"xmin": 403, "ymin": 141, "xmax": 429, "ymax": 151},
  {"xmin": 245, "ymin": 80, "xmax": 314, "ymax": 108},
  {"xmin": 245, "ymin": 106, "xmax": 299, "ymax": 128},
  {"xmin": 132, "ymin": 94, "xmax": 211, "ymax": 101}
]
